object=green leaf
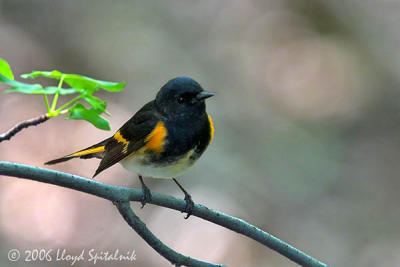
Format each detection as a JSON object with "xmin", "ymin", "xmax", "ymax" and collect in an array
[
  {"xmin": 67, "ymin": 103, "xmax": 110, "ymax": 130},
  {"xmin": 82, "ymin": 94, "xmax": 107, "ymax": 112},
  {"xmin": 21, "ymin": 70, "xmax": 125, "ymax": 93},
  {"xmin": 0, "ymin": 74, "xmax": 77, "ymax": 95},
  {"xmin": 21, "ymin": 70, "xmax": 63, "ymax": 80},
  {"xmin": 65, "ymin": 75, "xmax": 125, "ymax": 92},
  {"xmin": 1, "ymin": 74, "xmax": 43, "ymax": 94},
  {"xmin": 0, "ymin": 58, "xmax": 14, "ymax": 80},
  {"xmin": 42, "ymin": 86, "xmax": 78, "ymax": 95},
  {"xmin": 3, "ymin": 86, "xmax": 76, "ymax": 95}
]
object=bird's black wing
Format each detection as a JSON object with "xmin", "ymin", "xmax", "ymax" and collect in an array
[{"xmin": 93, "ymin": 100, "xmax": 160, "ymax": 177}]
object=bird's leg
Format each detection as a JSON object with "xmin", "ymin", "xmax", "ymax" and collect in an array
[
  {"xmin": 173, "ymin": 178, "xmax": 194, "ymax": 219},
  {"xmin": 138, "ymin": 175, "xmax": 152, "ymax": 208}
]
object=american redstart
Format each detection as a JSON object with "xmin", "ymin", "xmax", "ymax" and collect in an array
[{"xmin": 46, "ymin": 77, "xmax": 214, "ymax": 218}]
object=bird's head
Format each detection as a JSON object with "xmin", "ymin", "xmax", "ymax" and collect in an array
[{"xmin": 155, "ymin": 77, "xmax": 214, "ymax": 118}]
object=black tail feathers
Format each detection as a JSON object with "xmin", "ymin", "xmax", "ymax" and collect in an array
[{"xmin": 45, "ymin": 138, "xmax": 110, "ymax": 165}]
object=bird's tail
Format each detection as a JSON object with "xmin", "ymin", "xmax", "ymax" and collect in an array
[{"xmin": 45, "ymin": 138, "xmax": 110, "ymax": 165}]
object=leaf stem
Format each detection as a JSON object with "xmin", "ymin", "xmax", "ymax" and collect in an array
[
  {"xmin": 57, "ymin": 74, "xmax": 66, "ymax": 88},
  {"xmin": 54, "ymin": 95, "xmax": 81, "ymax": 114},
  {"xmin": 50, "ymin": 94, "xmax": 59, "ymax": 112},
  {"xmin": 43, "ymin": 94, "xmax": 50, "ymax": 112},
  {"xmin": 58, "ymin": 109, "xmax": 70, "ymax": 115},
  {"xmin": 50, "ymin": 74, "xmax": 66, "ymax": 112}
]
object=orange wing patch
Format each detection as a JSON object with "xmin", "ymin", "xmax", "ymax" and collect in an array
[
  {"xmin": 70, "ymin": 146, "xmax": 105, "ymax": 157},
  {"xmin": 114, "ymin": 131, "xmax": 130, "ymax": 153},
  {"xmin": 144, "ymin": 121, "xmax": 167, "ymax": 154},
  {"xmin": 208, "ymin": 114, "xmax": 214, "ymax": 144}
]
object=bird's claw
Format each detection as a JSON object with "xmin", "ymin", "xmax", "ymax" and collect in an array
[
  {"xmin": 183, "ymin": 194, "xmax": 195, "ymax": 219},
  {"xmin": 140, "ymin": 185, "xmax": 152, "ymax": 208}
]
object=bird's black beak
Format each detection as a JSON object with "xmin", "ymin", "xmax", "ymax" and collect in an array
[{"xmin": 196, "ymin": 91, "xmax": 215, "ymax": 101}]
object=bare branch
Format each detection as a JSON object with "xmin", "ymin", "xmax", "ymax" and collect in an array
[
  {"xmin": 117, "ymin": 201, "xmax": 223, "ymax": 267},
  {"xmin": 0, "ymin": 114, "xmax": 49, "ymax": 142},
  {"xmin": 0, "ymin": 161, "xmax": 328, "ymax": 267}
]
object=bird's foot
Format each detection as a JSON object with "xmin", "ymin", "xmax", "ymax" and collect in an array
[
  {"xmin": 138, "ymin": 175, "xmax": 152, "ymax": 208},
  {"xmin": 183, "ymin": 193, "xmax": 195, "ymax": 219},
  {"xmin": 140, "ymin": 184, "xmax": 152, "ymax": 208}
]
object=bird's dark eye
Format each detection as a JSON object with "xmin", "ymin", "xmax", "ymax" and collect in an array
[
  {"xmin": 177, "ymin": 96, "xmax": 185, "ymax": 104},
  {"xmin": 177, "ymin": 93, "xmax": 196, "ymax": 104}
]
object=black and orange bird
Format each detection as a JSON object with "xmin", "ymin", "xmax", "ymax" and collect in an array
[{"xmin": 46, "ymin": 77, "xmax": 214, "ymax": 217}]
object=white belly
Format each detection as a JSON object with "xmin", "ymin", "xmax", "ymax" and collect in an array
[{"xmin": 120, "ymin": 149, "xmax": 197, "ymax": 179}]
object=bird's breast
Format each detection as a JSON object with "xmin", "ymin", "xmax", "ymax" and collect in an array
[{"xmin": 120, "ymin": 148, "xmax": 200, "ymax": 178}]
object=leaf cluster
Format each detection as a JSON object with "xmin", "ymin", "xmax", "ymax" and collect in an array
[{"xmin": 0, "ymin": 58, "xmax": 125, "ymax": 130}]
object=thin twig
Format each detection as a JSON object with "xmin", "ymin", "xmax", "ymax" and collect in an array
[
  {"xmin": 0, "ymin": 114, "xmax": 49, "ymax": 143},
  {"xmin": 0, "ymin": 161, "xmax": 328, "ymax": 267},
  {"xmin": 117, "ymin": 201, "xmax": 223, "ymax": 267}
]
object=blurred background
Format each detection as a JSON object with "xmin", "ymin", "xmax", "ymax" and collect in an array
[{"xmin": 0, "ymin": 1, "xmax": 399, "ymax": 266}]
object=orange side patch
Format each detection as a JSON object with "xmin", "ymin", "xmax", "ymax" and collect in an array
[
  {"xmin": 208, "ymin": 114, "xmax": 214, "ymax": 144},
  {"xmin": 70, "ymin": 146, "xmax": 105, "ymax": 157},
  {"xmin": 114, "ymin": 131, "xmax": 130, "ymax": 153},
  {"xmin": 145, "ymin": 121, "xmax": 167, "ymax": 154}
]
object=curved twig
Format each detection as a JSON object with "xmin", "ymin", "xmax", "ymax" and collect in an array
[
  {"xmin": 117, "ymin": 201, "xmax": 223, "ymax": 267},
  {"xmin": 0, "ymin": 161, "xmax": 328, "ymax": 267},
  {"xmin": 0, "ymin": 114, "xmax": 49, "ymax": 142}
]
